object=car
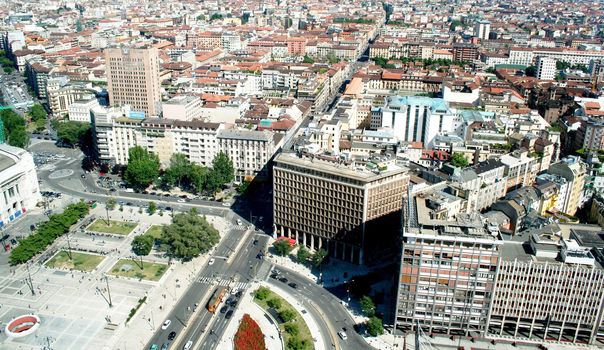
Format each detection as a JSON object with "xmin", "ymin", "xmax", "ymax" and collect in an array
[
  {"xmin": 253, "ymin": 239, "xmax": 258, "ymax": 245},
  {"xmin": 163, "ymin": 193, "xmax": 170, "ymax": 197},
  {"xmin": 208, "ymin": 258, "xmax": 215, "ymax": 265},
  {"xmin": 279, "ymin": 277, "xmax": 288, "ymax": 283},
  {"xmin": 110, "ymin": 188, "xmax": 116, "ymax": 192},
  {"xmin": 165, "ymin": 207, "xmax": 172, "ymax": 211},
  {"xmin": 177, "ymin": 199, "xmax": 185, "ymax": 203},
  {"xmin": 161, "ymin": 319, "xmax": 171, "ymax": 330},
  {"xmin": 149, "ymin": 345, "xmax": 159, "ymax": 350},
  {"xmin": 143, "ymin": 191, "xmax": 149, "ymax": 194},
  {"xmin": 338, "ymin": 330, "xmax": 348, "ymax": 340},
  {"xmin": 183, "ymin": 340, "xmax": 193, "ymax": 350},
  {"xmin": 235, "ymin": 290, "xmax": 243, "ymax": 298},
  {"xmin": 150, "ymin": 192, "xmax": 157, "ymax": 196},
  {"xmin": 288, "ymin": 282, "xmax": 298, "ymax": 289},
  {"xmin": 220, "ymin": 305, "xmax": 229, "ymax": 314},
  {"xmin": 168, "ymin": 331, "xmax": 176, "ymax": 340},
  {"xmin": 180, "ymin": 195, "xmax": 187, "ymax": 199},
  {"xmin": 161, "ymin": 344, "xmax": 168, "ymax": 350},
  {"xmin": 226, "ymin": 297, "xmax": 237, "ymax": 306},
  {"xmin": 81, "ymin": 174, "xmax": 86, "ymax": 178},
  {"xmin": 222, "ymin": 202, "xmax": 231, "ymax": 207},
  {"xmin": 270, "ymin": 273, "xmax": 279, "ymax": 279},
  {"xmin": 126, "ymin": 202, "xmax": 133, "ymax": 206},
  {"xmin": 225, "ymin": 310, "xmax": 234, "ymax": 319}
]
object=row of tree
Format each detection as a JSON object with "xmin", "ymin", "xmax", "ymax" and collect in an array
[
  {"xmin": 52, "ymin": 120, "xmax": 90, "ymax": 147},
  {"xmin": 373, "ymin": 56, "xmax": 470, "ymax": 69},
  {"xmin": 123, "ymin": 147, "xmax": 235, "ymax": 194},
  {"xmin": 360, "ymin": 295, "xmax": 385, "ymax": 337},
  {"xmin": 9, "ymin": 201, "xmax": 90, "ymax": 265},
  {"xmin": 0, "ymin": 50, "xmax": 15, "ymax": 73},
  {"xmin": 272, "ymin": 239, "xmax": 329, "ymax": 268},
  {"xmin": 0, "ymin": 109, "xmax": 28, "ymax": 148}
]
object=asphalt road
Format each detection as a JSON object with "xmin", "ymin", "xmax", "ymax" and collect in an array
[{"xmin": 269, "ymin": 268, "xmax": 373, "ymax": 350}]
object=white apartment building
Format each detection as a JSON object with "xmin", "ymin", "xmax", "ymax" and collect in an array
[
  {"xmin": 536, "ymin": 56, "xmax": 556, "ymax": 80},
  {"xmin": 371, "ymin": 96, "xmax": 455, "ymax": 147},
  {"xmin": 509, "ymin": 47, "xmax": 604, "ymax": 66},
  {"xmin": 474, "ymin": 20, "xmax": 491, "ymax": 40},
  {"xmin": 0, "ymin": 144, "xmax": 41, "ymax": 228},
  {"xmin": 161, "ymin": 95, "xmax": 203, "ymax": 121},
  {"xmin": 46, "ymin": 77, "xmax": 96, "ymax": 117},
  {"xmin": 68, "ymin": 97, "xmax": 100, "ymax": 123},
  {"xmin": 217, "ymin": 129, "xmax": 279, "ymax": 182}
]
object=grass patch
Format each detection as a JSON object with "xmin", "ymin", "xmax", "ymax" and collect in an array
[
  {"xmin": 254, "ymin": 287, "xmax": 313, "ymax": 350},
  {"xmin": 108, "ymin": 259, "xmax": 168, "ymax": 281},
  {"xmin": 145, "ymin": 225, "xmax": 165, "ymax": 240},
  {"xmin": 88, "ymin": 219, "xmax": 137, "ymax": 235},
  {"xmin": 46, "ymin": 250, "xmax": 105, "ymax": 272}
]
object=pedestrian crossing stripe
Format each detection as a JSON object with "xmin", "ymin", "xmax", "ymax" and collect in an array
[
  {"xmin": 197, "ymin": 277, "xmax": 248, "ymax": 290},
  {"xmin": 232, "ymin": 226, "xmax": 246, "ymax": 231}
]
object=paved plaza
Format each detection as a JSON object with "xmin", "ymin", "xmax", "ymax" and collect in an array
[{"xmin": 0, "ymin": 201, "xmax": 232, "ymax": 350}]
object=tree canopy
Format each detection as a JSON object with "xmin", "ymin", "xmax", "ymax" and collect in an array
[
  {"xmin": 450, "ymin": 152, "xmax": 469, "ymax": 168},
  {"xmin": 273, "ymin": 239, "xmax": 294, "ymax": 256},
  {"xmin": 1, "ymin": 109, "xmax": 28, "ymax": 148},
  {"xmin": 209, "ymin": 151, "xmax": 234, "ymax": 189},
  {"xmin": 312, "ymin": 248, "xmax": 328, "ymax": 268},
  {"xmin": 365, "ymin": 316, "xmax": 384, "ymax": 337},
  {"xmin": 162, "ymin": 209, "xmax": 220, "ymax": 261},
  {"xmin": 52, "ymin": 120, "xmax": 90, "ymax": 147},
  {"xmin": 124, "ymin": 146, "xmax": 160, "ymax": 190},
  {"xmin": 132, "ymin": 234, "xmax": 153, "ymax": 256},
  {"xmin": 360, "ymin": 295, "xmax": 376, "ymax": 317}
]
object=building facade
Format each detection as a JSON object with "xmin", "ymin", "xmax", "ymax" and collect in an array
[
  {"xmin": 217, "ymin": 129, "xmax": 278, "ymax": 182},
  {"xmin": 273, "ymin": 153, "xmax": 409, "ymax": 264},
  {"xmin": 536, "ymin": 56, "xmax": 556, "ymax": 81},
  {"xmin": 105, "ymin": 46, "xmax": 161, "ymax": 117}
]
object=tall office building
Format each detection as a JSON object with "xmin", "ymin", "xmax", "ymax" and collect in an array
[
  {"xmin": 105, "ymin": 46, "xmax": 161, "ymax": 117},
  {"xmin": 273, "ymin": 152, "xmax": 409, "ymax": 264},
  {"xmin": 474, "ymin": 20, "xmax": 491, "ymax": 40},
  {"xmin": 536, "ymin": 56, "xmax": 557, "ymax": 81}
]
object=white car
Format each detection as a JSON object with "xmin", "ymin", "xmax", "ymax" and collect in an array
[
  {"xmin": 237, "ymin": 219, "xmax": 243, "ymax": 226},
  {"xmin": 222, "ymin": 202, "xmax": 231, "ymax": 207},
  {"xmin": 338, "ymin": 330, "xmax": 348, "ymax": 340},
  {"xmin": 183, "ymin": 340, "xmax": 193, "ymax": 350},
  {"xmin": 177, "ymin": 199, "xmax": 186, "ymax": 203},
  {"xmin": 208, "ymin": 258, "xmax": 215, "ymax": 265},
  {"xmin": 161, "ymin": 319, "xmax": 171, "ymax": 330}
]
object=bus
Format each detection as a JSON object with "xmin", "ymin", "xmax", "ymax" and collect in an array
[{"xmin": 207, "ymin": 287, "xmax": 227, "ymax": 313}]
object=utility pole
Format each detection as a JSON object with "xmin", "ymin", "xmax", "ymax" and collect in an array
[
  {"xmin": 25, "ymin": 263, "xmax": 35, "ymax": 295},
  {"xmin": 65, "ymin": 231, "xmax": 73, "ymax": 260},
  {"xmin": 106, "ymin": 275, "xmax": 113, "ymax": 307}
]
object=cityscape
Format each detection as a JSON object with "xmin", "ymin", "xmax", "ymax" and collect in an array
[{"xmin": 1, "ymin": 0, "xmax": 604, "ymax": 350}]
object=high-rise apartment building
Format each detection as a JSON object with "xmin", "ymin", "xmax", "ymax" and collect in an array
[
  {"xmin": 548, "ymin": 156, "xmax": 586, "ymax": 215},
  {"xmin": 273, "ymin": 152, "xmax": 409, "ymax": 264},
  {"xmin": 105, "ymin": 46, "xmax": 161, "ymax": 117},
  {"xmin": 536, "ymin": 56, "xmax": 557, "ymax": 81},
  {"xmin": 396, "ymin": 189, "xmax": 502, "ymax": 336},
  {"xmin": 474, "ymin": 20, "xmax": 491, "ymax": 41}
]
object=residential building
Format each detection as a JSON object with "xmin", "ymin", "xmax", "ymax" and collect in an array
[
  {"xmin": 396, "ymin": 189, "xmax": 502, "ymax": 336},
  {"xmin": 46, "ymin": 77, "xmax": 96, "ymax": 117},
  {"xmin": 162, "ymin": 95, "xmax": 203, "ymax": 121},
  {"xmin": 273, "ymin": 152, "xmax": 409, "ymax": 264},
  {"xmin": 499, "ymin": 150, "xmax": 539, "ymax": 192},
  {"xmin": 0, "ymin": 144, "xmax": 41, "ymax": 228},
  {"xmin": 371, "ymin": 96, "xmax": 454, "ymax": 147},
  {"xmin": 105, "ymin": 46, "xmax": 161, "ymax": 117},
  {"xmin": 548, "ymin": 156, "xmax": 586, "ymax": 216},
  {"xmin": 448, "ymin": 159, "xmax": 507, "ymax": 213},
  {"xmin": 68, "ymin": 97, "xmax": 100, "ymax": 123},
  {"xmin": 217, "ymin": 129, "xmax": 280, "ymax": 182},
  {"xmin": 474, "ymin": 20, "xmax": 491, "ymax": 40},
  {"xmin": 536, "ymin": 56, "xmax": 556, "ymax": 81}
]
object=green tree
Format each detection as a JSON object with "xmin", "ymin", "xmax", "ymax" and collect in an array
[
  {"xmin": 52, "ymin": 120, "xmax": 90, "ymax": 146},
  {"xmin": 365, "ymin": 316, "xmax": 384, "ymax": 337},
  {"xmin": 132, "ymin": 234, "xmax": 153, "ymax": 267},
  {"xmin": 237, "ymin": 180, "xmax": 251, "ymax": 195},
  {"xmin": 286, "ymin": 337, "xmax": 308, "ymax": 350},
  {"xmin": 525, "ymin": 65, "xmax": 537, "ymax": 77},
  {"xmin": 279, "ymin": 309, "xmax": 296, "ymax": 322},
  {"xmin": 163, "ymin": 153, "xmax": 192, "ymax": 188},
  {"xmin": 1, "ymin": 109, "xmax": 28, "ymax": 148},
  {"xmin": 210, "ymin": 13, "xmax": 223, "ymax": 21},
  {"xmin": 303, "ymin": 55, "xmax": 315, "ymax": 64},
  {"xmin": 162, "ymin": 209, "xmax": 220, "ymax": 261},
  {"xmin": 296, "ymin": 246, "xmax": 311, "ymax": 264},
  {"xmin": 210, "ymin": 151, "xmax": 234, "ymax": 188},
  {"xmin": 75, "ymin": 19, "xmax": 83, "ymax": 32},
  {"xmin": 312, "ymin": 248, "xmax": 328, "ymax": 268},
  {"xmin": 105, "ymin": 197, "xmax": 116, "ymax": 224},
  {"xmin": 360, "ymin": 295, "xmax": 376, "ymax": 317},
  {"xmin": 197, "ymin": 14, "xmax": 205, "ymax": 21},
  {"xmin": 267, "ymin": 298, "xmax": 282, "ymax": 310},
  {"xmin": 326, "ymin": 53, "xmax": 340, "ymax": 64},
  {"xmin": 284, "ymin": 323, "xmax": 299, "ymax": 336},
  {"xmin": 189, "ymin": 164, "xmax": 209, "ymax": 194},
  {"xmin": 273, "ymin": 239, "xmax": 294, "ymax": 256},
  {"xmin": 124, "ymin": 146, "xmax": 160, "ymax": 190},
  {"xmin": 29, "ymin": 104, "xmax": 47, "ymax": 121},
  {"xmin": 148, "ymin": 201, "xmax": 157, "ymax": 215},
  {"xmin": 254, "ymin": 286, "xmax": 270, "ymax": 300},
  {"xmin": 450, "ymin": 152, "xmax": 469, "ymax": 168}
]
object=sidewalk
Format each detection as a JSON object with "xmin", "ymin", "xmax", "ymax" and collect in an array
[{"xmin": 216, "ymin": 282, "xmax": 283, "ymax": 350}]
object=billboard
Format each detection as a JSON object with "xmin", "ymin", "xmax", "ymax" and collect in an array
[{"xmin": 129, "ymin": 111, "xmax": 145, "ymax": 119}]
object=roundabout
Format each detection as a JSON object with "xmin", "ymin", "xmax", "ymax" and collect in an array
[{"xmin": 4, "ymin": 314, "xmax": 41, "ymax": 338}]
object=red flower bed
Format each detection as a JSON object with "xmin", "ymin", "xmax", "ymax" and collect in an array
[{"xmin": 234, "ymin": 314, "xmax": 266, "ymax": 350}]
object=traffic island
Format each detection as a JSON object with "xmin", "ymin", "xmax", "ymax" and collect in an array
[
  {"xmin": 253, "ymin": 286, "xmax": 313, "ymax": 350},
  {"xmin": 108, "ymin": 259, "xmax": 168, "ymax": 281},
  {"xmin": 87, "ymin": 219, "xmax": 137, "ymax": 235},
  {"xmin": 45, "ymin": 250, "xmax": 105, "ymax": 272}
]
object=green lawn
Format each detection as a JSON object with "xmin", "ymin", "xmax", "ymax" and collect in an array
[
  {"xmin": 254, "ymin": 287, "xmax": 313, "ymax": 349},
  {"xmin": 145, "ymin": 225, "xmax": 165, "ymax": 240},
  {"xmin": 87, "ymin": 219, "xmax": 137, "ymax": 235},
  {"xmin": 108, "ymin": 259, "xmax": 168, "ymax": 281},
  {"xmin": 46, "ymin": 251, "xmax": 105, "ymax": 272}
]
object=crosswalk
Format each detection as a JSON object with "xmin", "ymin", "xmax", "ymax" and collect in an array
[
  {"xmin": 197, "ymin": 276, "xmax": 249, "ymax": 291},
  {"xmin": 231, "ymin": 225, "xmax": 247, "ymax": 231}
]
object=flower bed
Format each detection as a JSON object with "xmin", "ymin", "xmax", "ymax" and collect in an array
[{"xmin": 234, "ymin": 314, "xmax": 266, "ymax": 350}]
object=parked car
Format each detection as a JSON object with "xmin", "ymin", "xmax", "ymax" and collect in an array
[
  {"xmin": 184, "ymin": 341, "xmax": 193, "ymax": 350},
  {"xmin": 161, "ymin": 320, "xmax": 171, "ymax": 330},
  {"xmin": 338, "ymin": 330, "xmax": 348, "ymax": 340},
  {"xmin": 208, "ymin": 258, "xmax": 215, "ymax": 265}
]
